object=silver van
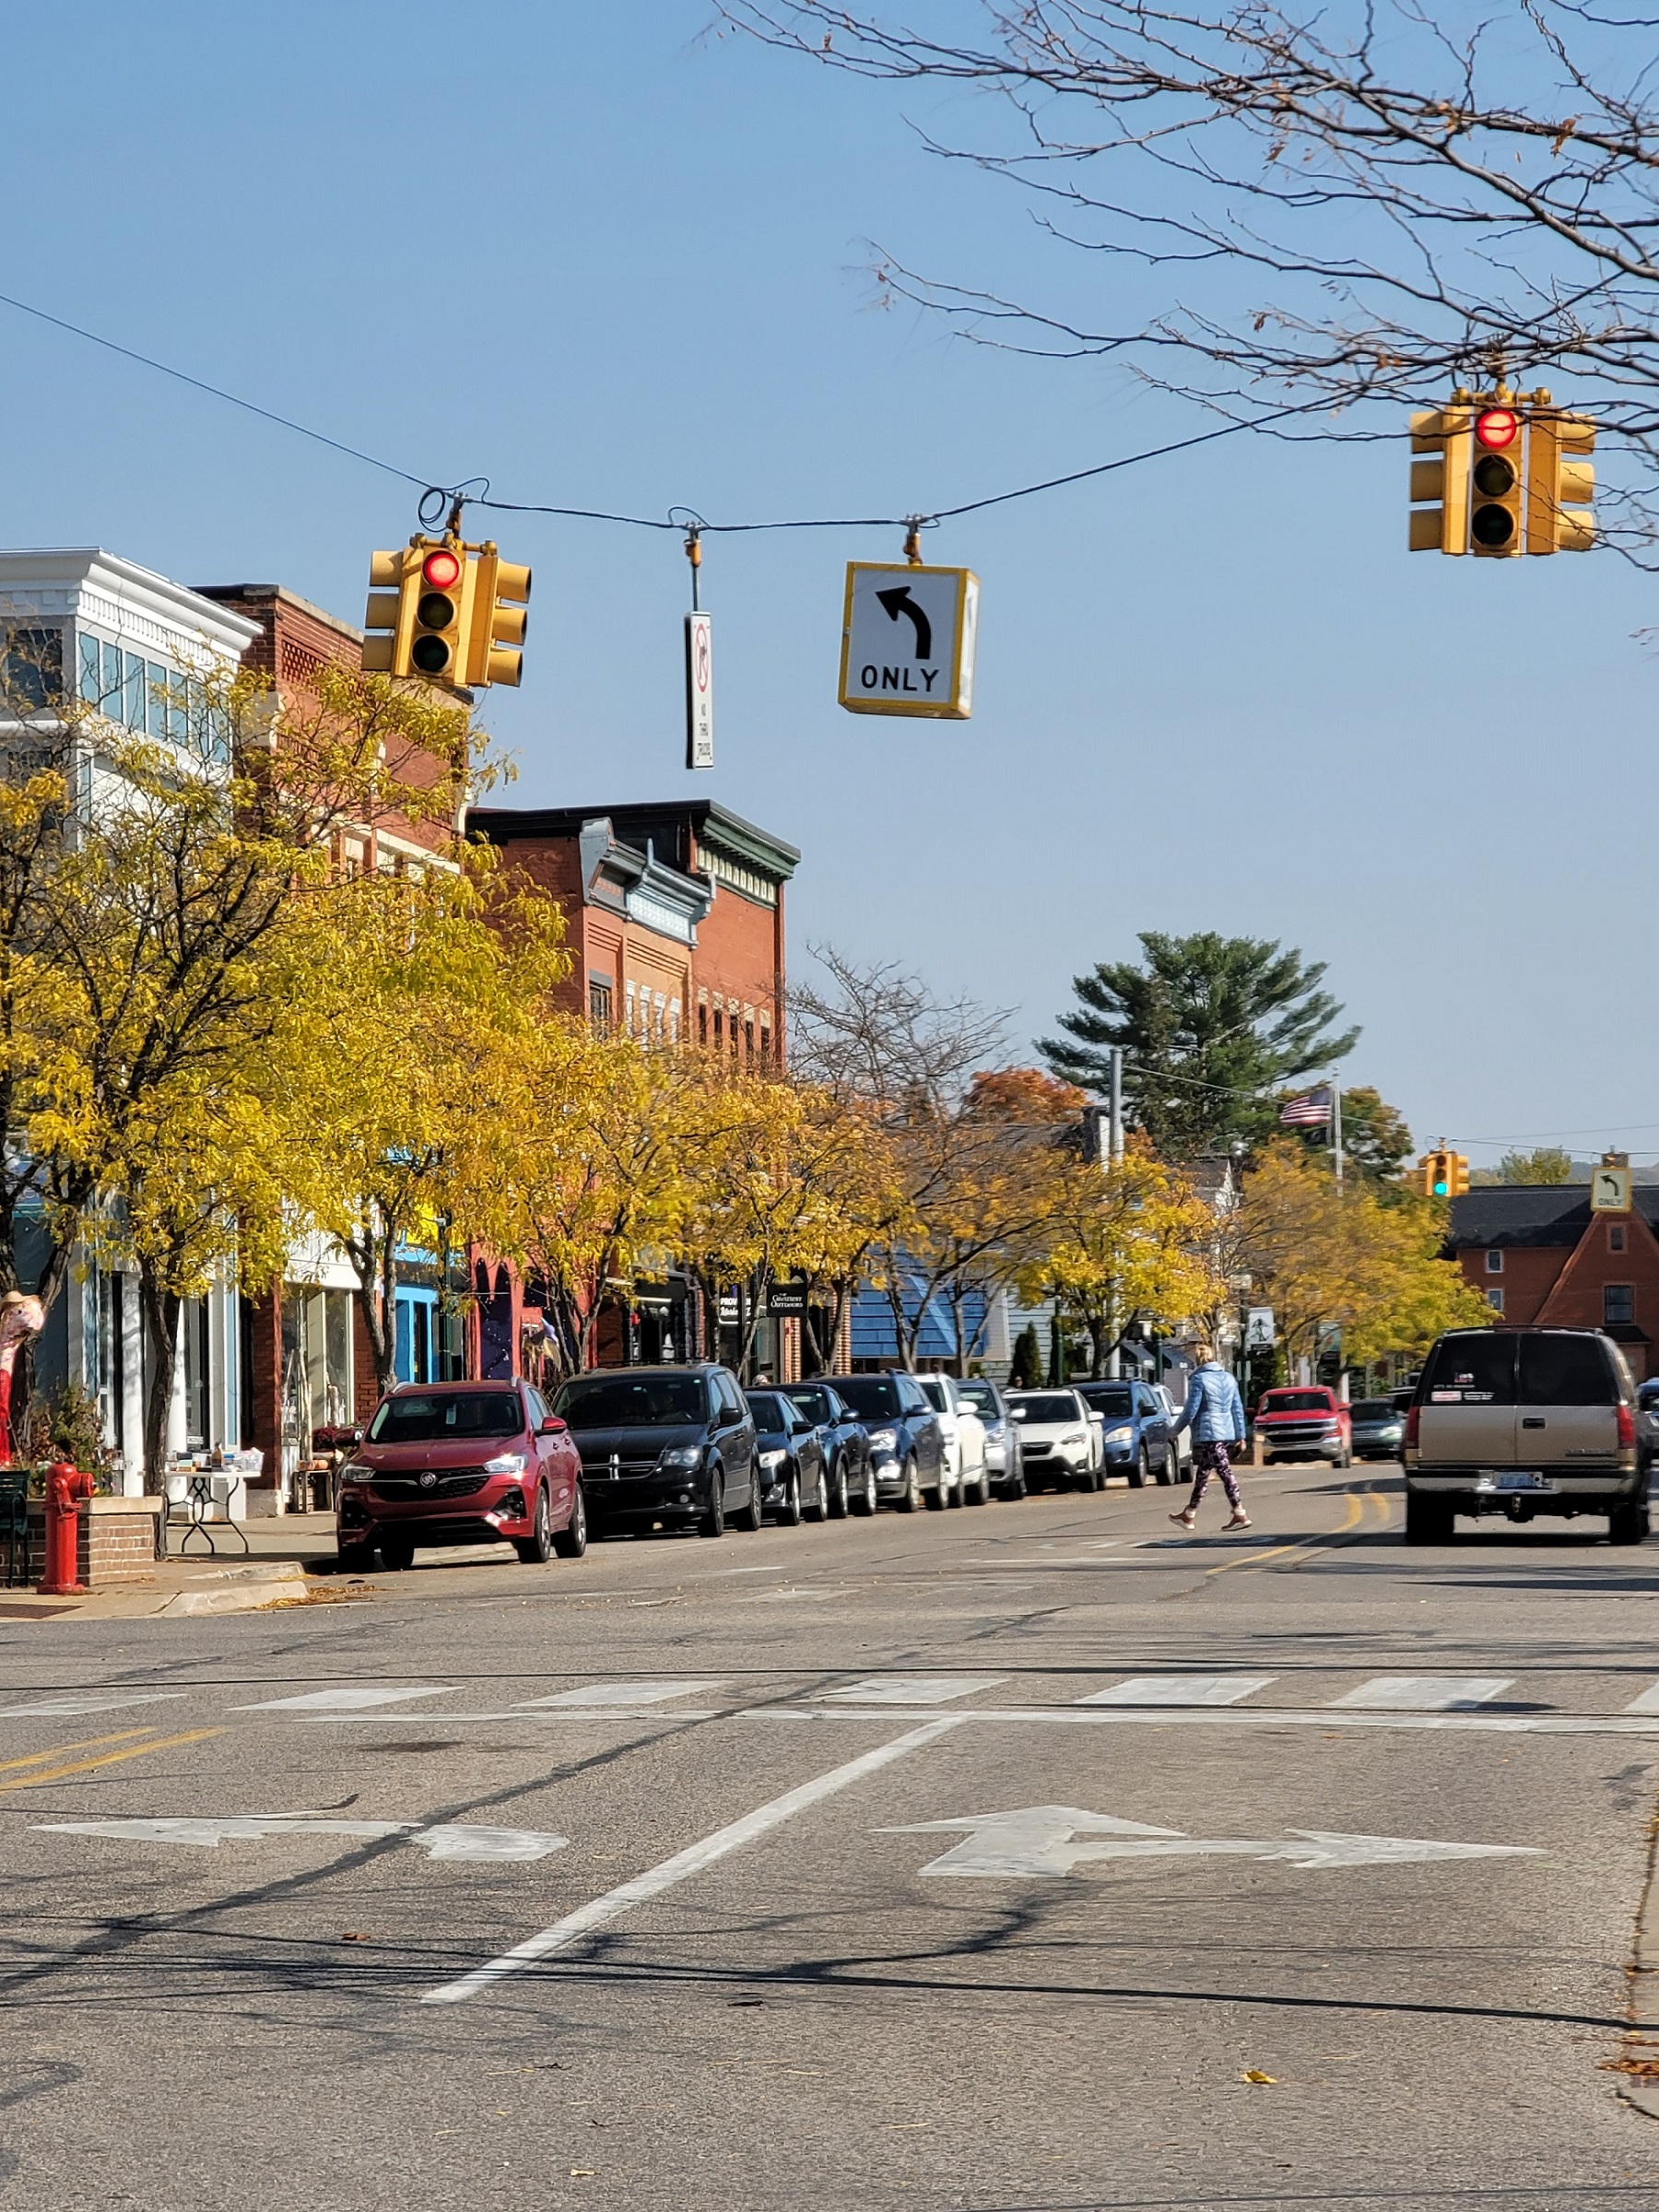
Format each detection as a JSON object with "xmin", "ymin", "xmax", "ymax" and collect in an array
[{"xmin": 1403, "ymin": 1327, "xmax": 1643, "ymax": 1545}]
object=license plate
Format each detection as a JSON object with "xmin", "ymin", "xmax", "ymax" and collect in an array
[{"xmin": 1488, "ymin": 1471, "xmax": 1552, "ymax": 1492}]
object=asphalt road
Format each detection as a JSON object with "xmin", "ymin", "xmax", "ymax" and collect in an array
[{"xmin": 2, "ymin": 1459, "xmax": 1657, "ymax": 2212}]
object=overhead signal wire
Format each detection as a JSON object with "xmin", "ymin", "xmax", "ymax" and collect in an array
[{"xmin": 0, "ymin": 285, "xmax": 1315, "ymax": 540}]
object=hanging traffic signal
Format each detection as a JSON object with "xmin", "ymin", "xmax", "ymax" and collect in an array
[
  {"xmin": 1418, "ymin": 1147, "xmax": 1468, "ymax": 1197},
  {"xmin": 1469, "ymin": 407, "xmax": 1524, "ymax": 558},
  {"xmin": 1525, "ymin": 409, "xmax": 1595, "ymax": 554},
  {"xmin": 409, "ymin": 543, "xmax": 469, "ymax": 679},
  {"xmin": 1448, "ymin": 1151, "xmax": 1469, "ymax": 1195},
  {"xmin": 464, "ymin": 547, "xmax": 532, "ymax": 688},
  {"xmin": 1408, "ymin": 406, "xmax": 1472, "ymax": 553},
  {"xmin": 360, "ymin": 547, "xmax": 411, "ymax": 674}
]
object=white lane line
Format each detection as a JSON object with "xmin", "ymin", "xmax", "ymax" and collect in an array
[
  {"xmin": 770, "ymin": 1704, "xmax": 1659, "ymax": 1738},
  {"xmin": 1624, "ymin": 1683, "xmax": 1659, "ymax": 1714},
  {"xmin": 1332, "ymin": 1676, "xmax": 1512, "ymax": 1712},
  {"xmin": 818, "ymin": 1676, "xmax": 1006, "ymax": 1706},
  {"xmin": 517, "ymin": 1680, "xmax": 724, "ymax": 1710},
  {"xmin": 233, "ymin": 1687, "xmax": 453, "ymax": 1712},
  {"xmin": 1, "ymin": 1693, "xmax": 189, "ymax": 1717},
  {"xmin": 1077, "ymin": 1675, "xmax": 1276, "ymax": 1707},
  {"xmin": 421, "ymin": 1716, "xmax": 963, "ymax": 2006}
]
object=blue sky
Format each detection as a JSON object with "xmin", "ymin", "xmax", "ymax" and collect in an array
[{"xmin": 4, "ymin": 1, "xmax": 1651, "ymax": 1167}]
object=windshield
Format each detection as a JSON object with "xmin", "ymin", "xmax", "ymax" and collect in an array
[
  {"xmin": 956, "ymin": 1381, "xmax": 998, "ymax": 1416},
  {"xmin": 746, "ymin": 1393, "xmax": 790, "ymax": 1430},
  {"xmin": 782, "ymin": 1386, "xmax": 832, "ymax": 1422},
  {"xmin": 1010, "ymin": 1394, "xmax": 1078, "ymax": 1422},
  {"xmin": 1351, "ymin": 1400, "xmax": 1398, "ymax": 1421},
  {"xmin": 368, "ymin": 1390, "xmax": 523, "ymax": 1443},
  {"xmin": 1261, "ymin": 1391, "xmax": 1332, "ymax": 1413},
  {"xmin": 1077, "ymin": 1386, "xmax": 1133, "ymax": 1418},
  {"xmin": 917, "ymin": 1378, "xmax": 947, "ymax": 1409},
  {"xmin": 551, "ymin": 1374, "xmax": 709, "ymax": 1429},
  {"xmin": 830, "ymin": 1377, "xmax": 900, "ymax": 1419}
]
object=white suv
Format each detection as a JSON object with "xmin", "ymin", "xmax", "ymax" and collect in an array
[
  {"xmin": 1006, "ymin": 1388, "xmax": 1103, "ymax": 1492},
  {"xmin": 915, "ymin": 1374, "xmax": 990, "ymax": 1505}
]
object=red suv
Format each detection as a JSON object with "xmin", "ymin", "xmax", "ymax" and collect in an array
[
  {"xmin": 1253, "ymin": 1385, "xmax": 1353, "ymax": 1468},
  {"xmin": 335, "ymin": 1379, "xmax": 586, "ymax": 1572}
]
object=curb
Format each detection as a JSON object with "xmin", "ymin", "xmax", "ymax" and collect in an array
[
  {"xmin": 150, "ymin": 1560, "xmax": 317, "ymax": 1618},
  {"xmin": 1618, "ymin": 1813, "xmax": 1659, "ymax": 2121}
]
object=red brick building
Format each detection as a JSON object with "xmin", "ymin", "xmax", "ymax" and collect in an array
[{"xmin": 1446, "ymin": 1182, "xmax": 1659, "ymax": 1378}]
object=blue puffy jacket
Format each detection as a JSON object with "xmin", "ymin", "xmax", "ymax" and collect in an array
[{"xmin": 1171, "ymin": 1362, "xmax": 1245, "ymax": 1444}]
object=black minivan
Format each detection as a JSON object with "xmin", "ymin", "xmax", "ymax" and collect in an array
[{"xmin": 550, "ymin": 1364, "xmax": 758, "ymax": 1539}]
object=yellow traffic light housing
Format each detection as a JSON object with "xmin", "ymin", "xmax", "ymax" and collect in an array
[
  {"xmin": 1469, "ymin": 407, "xmax": 1524, "ymax": 558},
  {"xmin": 1408, "ymin": 406, "xmax": 1472, "ymax": 553},
  {"xmin": 1418, "ymin": 1147, "xmax": 1468, "ymax": 1197},
  {"xmin": 1525, "ymin": 409, "xmax": 1595, "ymax": 554},
  {"xmin": 360, "ymin": 548, "xmax": 409, "ymax": 673},
  {"xmin": 465, "ymin": 547, "xmax": 533, "ymax": 688}
]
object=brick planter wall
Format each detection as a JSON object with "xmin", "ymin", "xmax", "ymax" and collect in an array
[{"xmin": 19, "ymin": 1496, "xmax": 164, "ymax": 1585}]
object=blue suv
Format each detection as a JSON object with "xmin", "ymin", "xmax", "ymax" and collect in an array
[{"xmin": 1075, "ymin": 1380, "xmax": 1176, "ymax": 1488}]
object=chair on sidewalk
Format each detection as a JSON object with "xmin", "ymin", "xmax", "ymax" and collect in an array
[{"xmin": 0, "ymin": 1465, "xmax": 29, "ymax": 1587}]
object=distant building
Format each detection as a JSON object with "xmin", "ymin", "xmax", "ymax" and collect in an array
[{"xmin": 1446, "ymin": 1183, "xmax": 1659, "ymax": 1378}]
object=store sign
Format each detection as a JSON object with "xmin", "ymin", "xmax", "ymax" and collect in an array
[
  {"xmin": 717, "ymin": 1291, "xmax": 740, "ymax": 1326},
  {"xmin": 766, "ymin": 1278, "xmax": 809, "ymax": 1317}
]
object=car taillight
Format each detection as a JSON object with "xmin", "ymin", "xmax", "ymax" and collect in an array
[
  {"xmin": 1618, "ymin": 1404, "xmax": 1636, "ymax": 1449},
  {"xmin": 1405, "ymin": 1404, "xmax": 1420, "ymax": 1451}
]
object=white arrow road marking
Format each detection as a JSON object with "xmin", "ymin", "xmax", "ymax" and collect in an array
[
  {"xmin": 233, "ymin": 1687, "xmax": 453, "ymax": 1712},
  {"xmin": 1332, "ymin": 1676, "xmax": 1512, "ymax": 1711},
  {"xmin": 422, "ymin": 1715, "xmax": 964, "ymax": 2006},
  {"xmin": 2, "ymin": 1694, "xmax": 190, "ymax": 1717},
  {"xmin": 34, "ymin": 1816, "xmax": 569, "ymax": 1863},
  {"xmin": 1078, "ymin": 1676, "xmax": 1275, "ymax": 1707},
  {"xmin": 519, "ymin": 1680, "xmax": 724, "ymax": 1709},
  {"xmin": 882, "ymin": 1806, "xmax": 1544, "ymax": 1878},
  {"xmin": 1624, "ymin": 1683, "xmax": 1659, "ymax": 1714},
  {"xmin": 820, "ymin": 1677, "xmax": 1006, "ymax": 1706}
]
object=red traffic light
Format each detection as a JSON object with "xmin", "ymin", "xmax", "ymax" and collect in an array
[
  {"xmin": 421, "ymin": 547, "xmax": 463, "ymax": 590},
  {"xmin": 1475, "ymin": 408, "xmax": 1519, "ymax": 452}
]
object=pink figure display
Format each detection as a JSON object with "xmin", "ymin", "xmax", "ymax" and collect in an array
[{"xmin": 0, "ymin": 1292, "xmax": 46, "ymax": 1464}]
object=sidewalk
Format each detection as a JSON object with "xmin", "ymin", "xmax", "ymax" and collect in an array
[{"xmin": 0, "ymin": 1512, "xmax": 348, "ymax": 1623}]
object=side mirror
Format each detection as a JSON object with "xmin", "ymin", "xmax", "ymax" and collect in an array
[{"xmin": 539, "ymin": 1416, "xmax": 567, "ymax": 1436}]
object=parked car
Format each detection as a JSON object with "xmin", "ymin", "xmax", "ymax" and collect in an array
[
  {"xmin": 1254, "ymin": 1385, "xmax": 1353, "ymax": 1467},
  {"xmin": 1638, "ymin": 1378, "xmax": 1659, "ymax": 1476},
  {"xmin": 1349, "ymin": 1396, "xmax": 1406, "ymax": 1460},
  {"xmin": 779, "ymin": 1381, "xmax": 877, "ymax": 1516},
  {"xmin": 818, "ymin": 1372, "xmax": 949, "ymax": 1509},
  {"xmin": 1404, "ymin": 1326, "xmax": 1644, "ymax": 1545},
  {"xmin": 915, "ymin": 1374, "xmax": 992, "ymax": 1504},
  {"xmin": 550, "ymin": 1364, "xmax": 758, "ymax": 1539},
  {"xmin": 1076, "ymin": 1380, "xmax": 1176, "ymax": 1488},
  {"xmin": 956, "ymin": 1376, "xmax": 1025, "ymax": 1500},
  {"xmin": 336, "ymin": 1379, "xmax": 585, "ymax": 1572},
  {"xmin": 1007, "ymin": 1388, "xmax": 1102, "ymax": 1491},
  {"xmin": 1153, "ymin": 1383, "xmax": 1194, "ymax": 1481},
  {"xmin": 744, "ymin": 1389, "xmax": 827, "ymax": 1525}
]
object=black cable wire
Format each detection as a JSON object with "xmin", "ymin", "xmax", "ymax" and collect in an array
[{"xmin": 0, "ymin": 284, "xmax": 1315, "ymax": 538}]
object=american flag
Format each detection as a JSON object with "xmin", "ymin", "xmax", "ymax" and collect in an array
[{"xmin": 1279, "ymin": 1085, "xmax": 1334, "ymax": 1128}]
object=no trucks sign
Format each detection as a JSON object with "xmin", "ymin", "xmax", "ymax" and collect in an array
[{"xmin": 838, "ymin": 561, "xmax": 979, "ymax": 720}]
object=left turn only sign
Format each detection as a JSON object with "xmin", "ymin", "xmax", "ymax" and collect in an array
[{"xmin": 839, "ymin": 561, "xmax": 979, "ymax": 720}]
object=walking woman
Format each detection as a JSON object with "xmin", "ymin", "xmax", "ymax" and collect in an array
[{"xmin": 1167, "ymin": 1341, "xmax": 1251, "ymax": 1531}]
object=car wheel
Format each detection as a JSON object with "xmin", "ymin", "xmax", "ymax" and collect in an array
[
  {"xmin": 897, "ymin": 1457, "xmax": 922, "ymax": 1513},
  {"xmin": 828, "ymin": 1458, "xmax": 850, "ymax": 1520},
  {"xmin": 335, "ymin": 1543, "xmax": 374, "ymax": 1576},
  {"xmin": 552, "ymin": 1480, "xmax": 587, "ymax": 1559},
  {"xmin": 925, "ymin": 1465, "xmax": 948, "ymax": 1511},
  {"xmin": 697, "ymin": 1468, "xmax": 725, "ymax": 1539},
  {"xmin": 513, "ymin": 1483, "xmax": 555, "ymax": 1565},
  {"xmin": 1404, "ymin": 1493, "xmax": 1452, "ymax": 1546},
  {"xmin": 964, "ymin": 1458, "xmax": 987, "ymax": 1505},
  {"xmin": 778, "ymin": 1467, "xmax": 804, "ymax": 1528},
  {"xmin": 1128, "ymin": 1448, "xmax": 1148, "ymax": 1491},
  {"xmin": 806, "ymin": 1463, "xmax": 830, "ymax": 1523},
  {"xmin": 738, "ymin": 1469, "xmax": 767, "ymax": 1532},
  {"xmin": 1610, "ymin": 1497, "xmax": 1649, "ymax": 1546},
  {"xmin": 1004, "ymin": 1460, "xmax": 1027, "ymax": 1501},
  {"xmin": 946, "ymin": 1465, "xmax": 965, "ymax": 1508},
  {"xmin": 1261, "ymin": 1454, "xmax": 1277, "ymax": 1468},
  {"xmin": 1156, "ymin": 1448, "xmax": 1175, "ymax": 1488},
  {"xmin": 379, "ymin": 1535, "xmax": 415, "ymax": 1572},
  {"xmin": 851, "ymin": 1461, "xmax": 877, "ymax": 1516}
]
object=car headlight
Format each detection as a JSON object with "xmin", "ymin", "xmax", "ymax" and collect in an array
[
  {"xmin": 866, "ymin": 1427, "xmax": 898, "ymax": 1453},
  {"xmin": 1063, "ymin": 1430, "xmax": 1087, "ymax": 1446},
  {"xmin": 338, "ymin": 1461, "xmax": 370, "ymax": 1483},
  {"xmin": 482, "ymin": 1453, "xmax": 527, "ymax": 1476},
  {"xmin": 659, "ymin": 1445, "xmax": 704, "ymax": 1469},
  {"xmin": 755, "ymin": 1448, "xmax": 785, "ymax": 1470},
  {"xmin": 1103, "ymin": 1425, "xmax": 1133, "ymax": 1444},
  {"xmin": 984, "ymin": 1419, "xmax": 1006, "ymax": 1439}
]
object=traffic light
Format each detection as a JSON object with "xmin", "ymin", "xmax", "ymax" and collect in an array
[
  {"xmin": 407, "ymin": 542, "xmax": 471, "ymax": 680},
  {"xmin": 360, "ymin": 547, "xmax": 410, "ymax": 674},
  {"xmin": 464, "ymin": 546, "xmax": 532, "ymax": 688},
  {"xmin": 1419, "ymin": 1148, "xmax": 1469, "ymax": 1197},
  {"xmin": 1525, "ymin": 409, "xmax": 1595, "ymax": 554},
  {"xmin": 1408, "ymin": 406, "xmax": 1472, "ymax": 553},
  {"xmin": 1468, "ymin": 406, "xmax": 1524, "ymax": 557}
]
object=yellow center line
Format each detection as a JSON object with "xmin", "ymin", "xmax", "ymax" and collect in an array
[
  {"xmin": 0, "ymin": 1728, "xmax": 225, "ymax": 1794},
  {"xmin": 0, "ymin": 1728, "xmax": 158, "ymax": 1774},
  {"xmin": 1369, "ymin": 1490, "xmax": 1394, "ymax": 1524},
  {"xmin": 1205, "ymin": 1490, "xmax": 1365, "ymax": 1577}
]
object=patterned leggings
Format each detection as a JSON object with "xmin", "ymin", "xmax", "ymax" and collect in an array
[{"xmin": 1189, "ymin": 1439, "xmax": 1241, "ymax": 1511}]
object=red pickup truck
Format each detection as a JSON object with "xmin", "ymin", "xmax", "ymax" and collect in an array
[{"xmin": 1253, "ymin": 1386, "xmax": 1353, "ymax": 1468}]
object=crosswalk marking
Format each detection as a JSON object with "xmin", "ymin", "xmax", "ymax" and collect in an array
[
  {"xmin": 1, "ymin": 1693, "xmax": 189, "ymax": 1718},
  {"xmin": 1623, "ymin": 1683, "xmax": 1659, "ymax": 1713},
  {"xmin": 520, "ymin": 1680, "xmax": 724, "ymax": 1709},
  {"xmin": 1332, "ymin": 1676, "xmax": 1512, "ymax": 1712},
  {"xmin": 820, "ymin": 1676, "xmax": 1007, "ymax": 1707},
  {"xmin": 1077, "ymin": 1675, "xmax": 1276, "ymax": 1708},
  {"xmin": 233, "ymin": 1687, "xmax": 452, "ymax": 1712}
]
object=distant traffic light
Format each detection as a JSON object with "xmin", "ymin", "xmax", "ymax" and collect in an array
[
  {"xmin": 1408, "ymin": 406, "xmax": 1472, "ymax": 553},
  {"xmin": 464, "ymin": 547, "xmax": 533, "ymax": 688},
  {"xmin": 1418, "ymin": 1147, "xmax": 1468, "ymax": 1197},
  {"xmin": 1524, "ymin": 409, "xmax": 1596, "ymax": 555},
  {"xmin": 1469, "ymin": 408, "xmax": 1524, "ymax": 558}
]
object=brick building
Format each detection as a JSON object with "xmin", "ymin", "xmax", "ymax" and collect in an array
[{"xmin": 1446, "ymin": 1182, "xmax": 1659, "ymax": 1379}]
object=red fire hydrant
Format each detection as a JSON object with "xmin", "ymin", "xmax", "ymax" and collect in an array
[{"xmin": 38, "ymin": 1461, "xmax": 92, "ymax": 1595}]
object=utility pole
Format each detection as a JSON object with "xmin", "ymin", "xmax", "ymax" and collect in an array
[
  {"xmin": 1331, "ymin": 1079, "xmax": 1344, "ymax": 1188},
  {"xmin": 1107, "ymin": 1046, "xmax": 1124, "ymax": 1380}
]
